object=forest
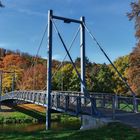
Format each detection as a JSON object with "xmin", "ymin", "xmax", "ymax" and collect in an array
[{"xmin": 0, "ymin": 47, "xmax": 136, "ymax": 96}]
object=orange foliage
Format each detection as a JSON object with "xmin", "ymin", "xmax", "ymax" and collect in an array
[
  {"xmin": 18, "ymin": 64, "xmax": 47, "ymax": 90},
  {"xmin": 3, "ymin": 54, "xmax": 29, "ymax": 69},
  {"xmin": 127, "ymin": 44, "xmax": 140, "ymax": 95}
]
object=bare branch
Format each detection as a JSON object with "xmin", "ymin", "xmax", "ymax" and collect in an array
[{"xmin": 0, "ymin": 1, "xmax": 4, "ymax": 8}]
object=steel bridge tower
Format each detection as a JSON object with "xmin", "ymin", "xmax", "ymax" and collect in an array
[{"xmin": 46, "ymin": 10, "xmax": 86, "ymax": 129}]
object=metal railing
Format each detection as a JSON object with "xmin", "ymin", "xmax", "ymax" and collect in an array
[{"xmin": 1, "ymin": 91, "xmax": 140, "ymax": 118}]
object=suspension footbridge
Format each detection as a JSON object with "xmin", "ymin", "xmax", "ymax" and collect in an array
[
  {"xmin": 1, "ymin": 90, "xmax": 140, "ymax": 129},
  {"xmin": 0, "ymin": 10, "xmax": 140, "ymax": 130}
]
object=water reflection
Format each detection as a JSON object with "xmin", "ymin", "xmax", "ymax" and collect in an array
[
  {"xmin": 0, "ymin": 123, "xmax": 45, "ymax": 132},
  {"xmin": 0, "ymin": 121, "xmax": 80, "ymax": 132}
]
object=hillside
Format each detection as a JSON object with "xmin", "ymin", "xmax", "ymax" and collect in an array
[{"xmin": 0, "ymin": 48, "xmax": 137, "ymax": 96}]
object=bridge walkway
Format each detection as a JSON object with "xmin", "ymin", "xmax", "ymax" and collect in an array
[{"xmin": 1, "ymin": 91, "xmax": 140, "ymax": 129}]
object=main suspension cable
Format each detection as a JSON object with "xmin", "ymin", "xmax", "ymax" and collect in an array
[
  {"xmin": 26, "ymin": 22, "xmax": 48, "ymax": 90},
  {"xmin": 82, "ymin": 22, "xmax": 135, "ymax": 97},
  {"xmin": 32, "ymin": 23, "xmax": 48, "ymax": 90},
  {"xmin": 31, "ymin": 23, "xmax": 48, "ymax": 67}
]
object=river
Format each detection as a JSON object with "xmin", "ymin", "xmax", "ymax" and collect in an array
[{"xmin": 0, "ymin": 121, "xmax": 80, "ymax": 132}]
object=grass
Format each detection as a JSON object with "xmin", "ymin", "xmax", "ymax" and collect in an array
[
  {"xmin": 0, "ymin": 104, "xmax": 80, "ymax": 125},
  {"xmin": 0, "ymin": 111, "xmax": 38, "ymax": 124},
  {"xmin": 0, "ymin": 104, "xmax": 46, "ymax": 124},
  {"xmin": 0, "ymin": 104, "xmax": 140, "ymax": 139},
  {"xmin": 0, "ymin": 123, "xmax": 140, "ymax": 140}
]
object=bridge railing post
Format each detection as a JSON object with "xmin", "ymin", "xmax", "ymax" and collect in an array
[
  {"xmin": 30, "ymin": 92, "xmax": 33, "ymax": 101},
  {"xmin": 101, "ymin": 94, "xmax": 105, "ymax": 108},
  {"xmin": 24, "ymin": 92, "xmax": 26, "ymax": 100},
  {"xmin": 33, "ymin": 93, "xmax": 36, "ymax": 102},
  {"xmin": 133, "ymin": 97, "xmax": 138, "ymax": 113},
  {"xmin": 41, "ymin": 93, "xmax": 44, "ymax": 104},
  {"xmin": 112, "ymin": 95, "xmax": 115, "ymax": 120},
  {"xmin": 65, "ymin": 95, "xmax": 69, "ymax": 111},
  {"xmin": 114, "ymin": 94, "xmax": 118, "ymax": 110},
  {"xmin": 12, "ymin": 72, "xmax": 15, "ymax": 98},
  {"xmin": 18, "ymin": 92, "xmax": 20, "ymax": 99},
  {"xmin": 38, "ymin": 93, "xmax": 41, "ymax": 104},
  {"xmin": 56, "ymin": 94, "xmax": 60, "ymax": 108},
  {"xmin": 76, "ymin": 96, "xmax": 81, "ymax": 115},
  {"xmin": 25, "ymin": 92, "xmax": 27, "ymax": 100},
  {"xmin": 51, "ymin": 94, "xmax": 54, "ymax": 108},
  {"xmin": 43, "ymin": 94, "xmax": 45, "ymax": 105},
  {"xmin": 90, "ymin": 97, "xmax": 98, "ymax": 116}
]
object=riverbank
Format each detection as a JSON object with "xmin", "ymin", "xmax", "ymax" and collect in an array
[
  {"xmin": 0, "ymin": 104, "xmax": 80, "ymax": 126},
  {"xmin": 0, "ymin": 104, "xmax": 140, "ymax": 139},
  {"xmin": 0, "ymin": 105, "xmax": 35, "ymax": 123},
  {"xmin": 0, "ymin": 123, "xmax": 140, "ymax": 140},
  {"xmin": 0, "ymin": 105, "xmax": 45, "ymax": 124},
  {"xmin": 0, "ymin": 111, "xmax": 38, "ymax": 124}
]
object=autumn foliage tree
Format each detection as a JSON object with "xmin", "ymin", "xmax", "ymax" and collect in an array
[
  {"xmin": 17, "ymin": 64, "xmax": 47, "ymax": 90},
  {"xmin": 127, "ymin": 45, "xmax": 140, "ymax": 95},
  {"xmin": 110, "ymin": 55, "xmax": 129, "ymax": 94},
  {"xmin": 127, "ymin": 1, "xmax": 140, "ymax": 95},
  {"xmin": 3, "ymin": 54, "xmax": 29, "ymax": 69},
  {"xmin": 1, "ymin": 54, "xmax": 28, "ymax": 92}
]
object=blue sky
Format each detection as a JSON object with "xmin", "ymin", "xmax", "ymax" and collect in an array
[{"xmin": 0, "ymin": 0, "xmax": 136, "ymax": 63}]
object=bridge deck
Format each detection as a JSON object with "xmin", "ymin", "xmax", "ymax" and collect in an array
[
  {"xmin": 1, "ymin": 91, "xmax": 140, "ymax": 129},
  {"xmin": 115, "ymin": 112, "xmax": 140, "ymax": 129},
  {"xmin": 99, "ymin": 108, "xmax": 140, "ymax": 129}
]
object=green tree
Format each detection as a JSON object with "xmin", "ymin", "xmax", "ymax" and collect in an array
[
  {"xmin": 69, "ymin": 68, "xmax": 80, "ymax": 91},
  {"xmin": 53, "ymin": 64, "xmax": 73, "ymax": 91},
  {"xmin": 110, "ymin": 55, "xmax": 129, "ymax": 94},
  {"xmin": 86, "ymin": 63, "xmax": 101, "ymax": 92},
  {"xmin": 95, "ymin": 64, "xmax": 115, "ymax": 93}
]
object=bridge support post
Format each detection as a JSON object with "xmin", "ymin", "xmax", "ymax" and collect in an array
[
  {"xmin": 80, "ymin": 16, "xmax": 87, "ymax": 107},
  {"xmin": 0, "ymin": 71, "xmax": 2, "ymax": 110},
  {"xmin": 80, "ymin": 17, "xmax": 86, "ymax": 96},
  {"xmin": 46, "ymin": 10, "xmax": 53, "ymax": 130}
]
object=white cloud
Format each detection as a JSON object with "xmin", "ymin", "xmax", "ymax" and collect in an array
[
  {"xmin": 17, "ymin": 8, "xmax": 47, "ymax": 17},
  {"xmin": 42, "ymin": 54, "xmax": 62, "ymax": 60},
  {"xmin": 52, "ymin": 54, "xmax": 62, "ymax": 60}
]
